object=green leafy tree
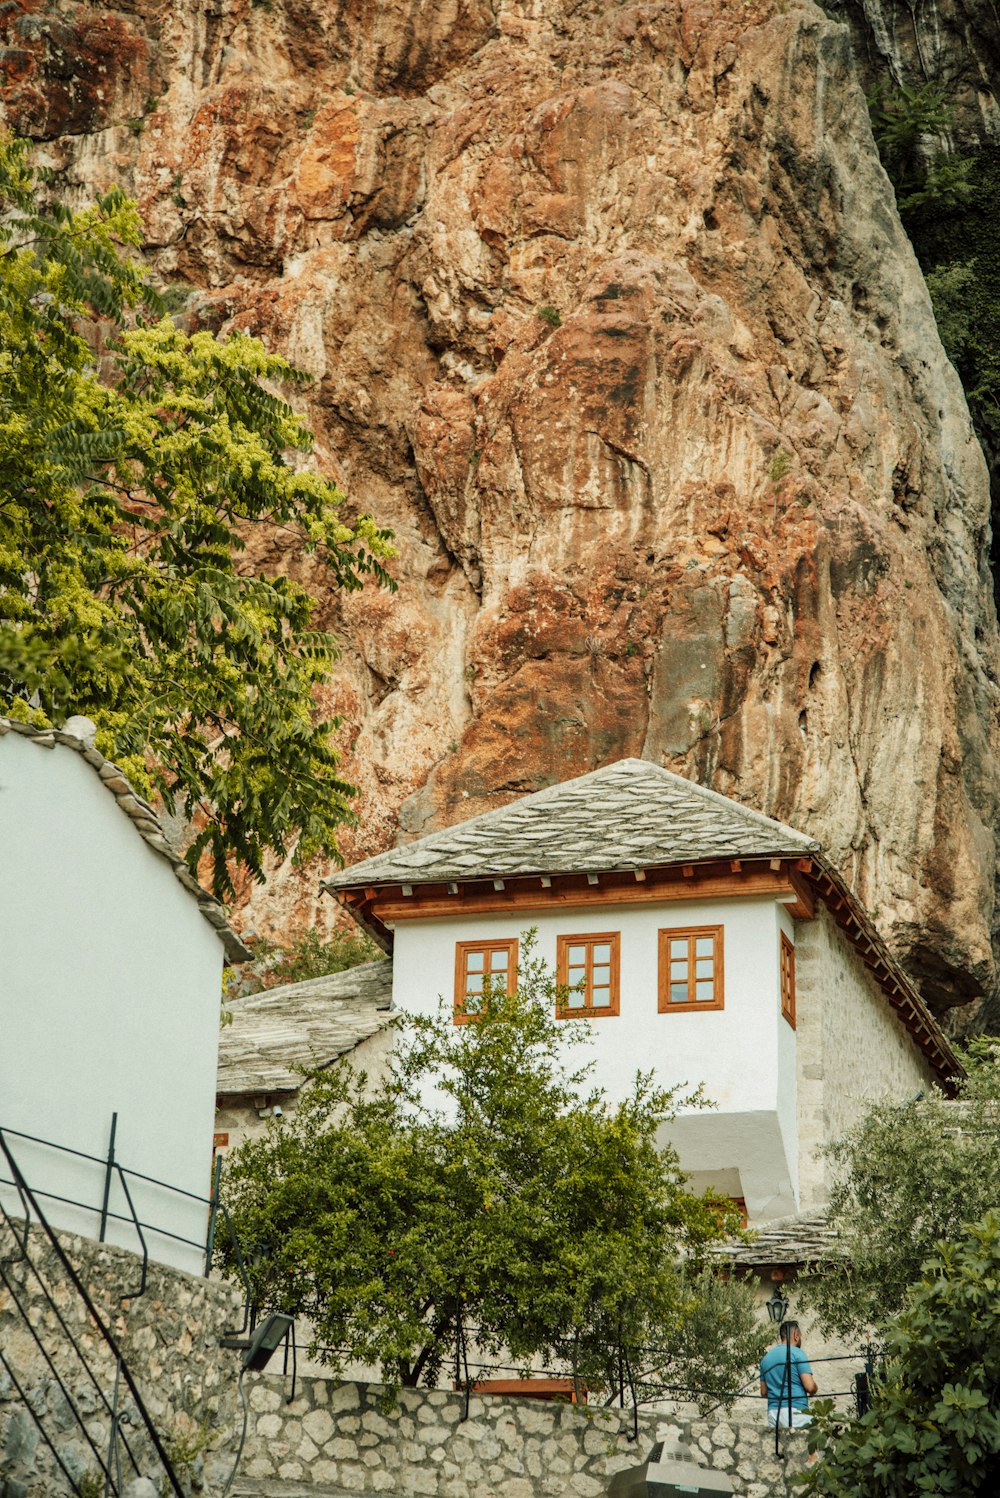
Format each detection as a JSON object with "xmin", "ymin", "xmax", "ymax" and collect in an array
[
  {"xmin": 804, "ymin": 1043, "xmax": 1000, "ymax": 1340},
  {"xmin": 221, "ymin": 935, "xmax": 767, "ymax": 1400},
  {"xmin": 0, "ymin": 134, "xmax": 394, "ymax": 897},
  {"xmin": 798, "ymin": 1213, "xmax": 1000, "ymax": 1495}
]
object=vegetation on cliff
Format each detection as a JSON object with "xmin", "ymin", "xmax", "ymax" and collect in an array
[
  {"xmin": 871, "ymin": 85, "xmax": 1000, "ymax": 490},
  {"xmin": 222, "ymin": 937, "xmax": 767, "ymax": 1401},
  {"xmin": 0, "ymin": 136, "xmax": 394, "ymax": 898}
]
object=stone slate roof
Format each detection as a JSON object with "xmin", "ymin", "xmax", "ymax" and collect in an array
[
  {"xmin": 0, "ymin": 717, "xmax": 250, "ymax": 962},
  {"xmin": 216, "ymin": 959, "xmax": 394, "ymax": 1096},
  {"xmin": 714, "ymin": 1213, "xmax": 840, "ymax": 1268},
  {"xmin": 324, "ymin": 758, "xmax": 819, "ymax": 890}
]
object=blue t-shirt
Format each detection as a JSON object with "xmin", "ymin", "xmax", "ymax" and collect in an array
[{"xmin": 760, "ymin": 1342, "xmax": 812, "ymax": 1412}]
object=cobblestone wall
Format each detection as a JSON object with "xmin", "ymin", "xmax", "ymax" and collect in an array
[
  {"xmin": 0, "ymin": 1220, "xmax": 243, "ymax": 1495},
  {"xmin": 235, "ymin": 1379, "xmax": 812, "ymax": 1498}
]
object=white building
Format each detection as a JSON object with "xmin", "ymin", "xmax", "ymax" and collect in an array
[
  {"xmin": 323, "ymin": 759, "xmax": 959, "ymax": 1223},
  {"xmin": 0, "ymin": 717, "xmax": 248, "ymax": 1274}
]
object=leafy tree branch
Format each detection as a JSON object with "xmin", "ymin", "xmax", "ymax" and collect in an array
[{"xmin": 0, "ymin": 134, "xmax": 395, "ymax": 898}]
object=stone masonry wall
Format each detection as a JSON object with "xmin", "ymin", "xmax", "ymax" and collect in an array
[
  {"xmin": 1, "ymin": 1219, "xmax": 813, "ymax": 1497},
  {"xmin": 0, "ymin": 1220, "xmax": 243, "ymax": 1495},
  {"xmin": 234, "ymin": 1379, "xmax": 812, "ymax": 1498},
  {"xmin": 795, "ymin": 905, "xmax": 938, "ymax": 1211}
]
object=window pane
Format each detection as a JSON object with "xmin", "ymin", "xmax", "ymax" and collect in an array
[
  {"xmin": 695, "ymin": 957, "xmax": 714, "ymax": 979},
  {"xmin": 695, "ymin": 980, "xmax": 715, "ymax": 1002},
  {"xmin": 592, "ymin": 943, "xmax": 611, "ymax": 964},
  {"xmin": 466, "ymin": 951, "xmax": 485, "ymax": 972},
  {"xmin": 670, "ymin": 982, "xmax": 688, "ymax": 1003},
  {"xmin": 591, "ymin": 989, "xmax": 611, "ymax": 1007},
  {"xmin": 466, "ymin": 973, "xmax": 484, "ymax": 993},
  {"xmin": 592, "ymin": 964, "xmax": 611, "ymax": 984},
  {"xmin": 568, "ymin": 945, "xmax": 587, "ymax": 966},
  {"xmin": 671, "ymin": 961, "xmax": 689, "ymax": 980},
  {"xmin": 566, "ymin": 990, "xmax": 585, "ymax": 1009},
  {"xmin": 489, "ymin": 952, "xmax": 508, "ymax": 975},
  {"xmin": 670, "ymin": 938, "xmax": 688, "ymax": 960},
  {"xmin": 695, "ymin": 937, "xmax": 714, "ymax": 957}
]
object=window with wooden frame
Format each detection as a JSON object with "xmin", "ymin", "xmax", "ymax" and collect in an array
[
  {"xmin": 556, "ymin": 933, "xmax": 621, "ymax": 1018},
  {"xmin": 454, "ymin": 938, "xmax": 518, "ymax": 1023},
  {"xmin": 657, "ymin": 925, "xmax": 724, "ymax": 1012},
  {"xmin": 780, "ymin": 931, "xmax": 796, "ymax": 1029}
]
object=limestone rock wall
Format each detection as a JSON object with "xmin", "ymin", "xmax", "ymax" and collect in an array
[
  {"xmin": 4, "ymin": 0, "xmax": 1000, "ymax": 1018},
  {"xmin": 235, "ymin": 1378, "xmax": 808, "ymax": 1498},
  {"xmin": 0, "ymin": 1223, "xmax": 243, "ymax": 1494}
]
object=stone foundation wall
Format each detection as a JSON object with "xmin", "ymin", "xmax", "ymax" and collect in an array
[
  {"xmin": 0, "ymin": 1221, "xmax": 814, "ymax": 1498},
  {"xmin": 235, "ymin": 1379, "xmax": 811, "ymax": 1498},
  {"xmin": 0, "ymin": 1219, "xmax": 243, "ymax": 1495}
]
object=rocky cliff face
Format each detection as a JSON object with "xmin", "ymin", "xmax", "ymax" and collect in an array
[
  {"xmin": 825, "ymin": 0, "xmax": 1000, "ymax": 145},
  {"xmin": 6, "ymin": 0, "xmax": 1000, "ymax": 1020}
]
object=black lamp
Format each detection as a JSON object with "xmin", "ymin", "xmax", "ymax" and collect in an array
[
  {"xmin": 764, "ymin": 1286, "xmax": 789, "ymax": 1324},
  {"xmin": 241, "ymin": 1312, "xmax": 294, "ymax": 1371}
]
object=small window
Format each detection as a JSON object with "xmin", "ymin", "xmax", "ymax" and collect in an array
[
  {"xmin": 657, "ymin": 925, "xmax": 724, "ymax": 1012},
  {"xmin": 454, "ymin": 939, "xmax": 518, "ymax": 1023},
  {"xmin": 556, "ymin": 933, "xmax": 621, "ymax": 1018},
  {"xmin": 780, "ymin": 931, "xmax": 796, "ymax": 1029}
]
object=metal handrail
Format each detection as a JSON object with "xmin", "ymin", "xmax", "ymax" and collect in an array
[
  {"xmin": 0, "ymin": 1115, "xmax": 257, "ymax": 1334},
  {"xmin": 1, "ymin": 1124, "xmax": 217, "ymax": 1205},
  {"xmin": 0, "ymin": 1116, "xmax": 221, "ymax": 1264},
  {"xmin": 0, "ymin": 1131, "xmax": 187, "ymax": 1498},
  {"xmin": 0, "ymin": 1173, "xmax": 206, "ymax": 1255},
  {"xmin": 0, "ymin": 1348, "xmax": 85, "ymax": 1494}
]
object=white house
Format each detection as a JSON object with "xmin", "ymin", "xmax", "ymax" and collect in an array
[
  {"xmin": 0, "ymin": 717, "xmax": 249, "ymax": 1275},
  {"xmin": 323, "ymin": 758, "xmax": 959, "ymax": 1223}
]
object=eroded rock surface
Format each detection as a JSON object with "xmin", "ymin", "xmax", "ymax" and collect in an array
[{"xmin": 6, "ymin": 0, "xmax": 1000, "ymax": 1018}]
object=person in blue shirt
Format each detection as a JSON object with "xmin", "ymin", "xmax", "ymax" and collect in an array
[{"xmin": 759, "ymin": 1320, "xmax": 817, "ymax": 1427}]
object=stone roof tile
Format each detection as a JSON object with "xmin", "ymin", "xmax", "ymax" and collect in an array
[
  {"xmin": 713, "ymin": 1213, "xmax": 840, "ymax": 1267},
  {"xmin": 215, "ymin": 960, "xmax": 394, "ymax": 1095},
  {"xmin": 324, "ymin": 758, "xmax": 819, "ymax": 890}
]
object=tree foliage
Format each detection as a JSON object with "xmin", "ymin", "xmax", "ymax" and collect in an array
[
  {"xmin": 804, "ymin": 1043, "xmax": 1000, "ymax": 1340},
  {"xmin": 221, "ymin": 936, "xmax": 767, "ymax": 1401},
  {"xmin": 869, "ymin": 83, "xmax": 972, "ymax": 223},
  {"xmin": 798, "ymin": 1213, "xmax": 1000, "ymax": 1495},
  {"xmin": 0, "ymin": 134, "xmax": 394, "ymax": 897}
]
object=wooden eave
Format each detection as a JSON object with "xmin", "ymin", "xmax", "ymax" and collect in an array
[{"xmin": 327, "ymin": 854, "xmax": 814, "ymax": 950}]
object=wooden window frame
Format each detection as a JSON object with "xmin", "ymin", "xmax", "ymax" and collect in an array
[
  {"xmin": 657, "ymin": 924, "xmax": 724, "ymax": 1013},
  {"xmin": 454, "ymin": 938, "xmax": 518, "ymax": 1024},
  {"xmin": 556, "ymin": 932, "xmax": 621, "ymax": 1019},
  {"xmin": 780, "ymin": 931, "xmax": 796, "ymax": 1030}
]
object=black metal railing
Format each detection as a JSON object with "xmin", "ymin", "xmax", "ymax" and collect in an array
[
  {"xmin": 0, "ymin": 1117, "xmax": 254, "ymax": 1315},
  {"xmin": 0, "ymin": 1130, "xmax": 188, "ymax": 1496}
]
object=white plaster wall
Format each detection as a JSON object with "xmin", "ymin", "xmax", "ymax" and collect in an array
[
  {"xmin": 0, "ymin": 733, "xmax": 226, "ymax": 1273},
  {"xmin": 795, "ymin": 906, "xmax": 937, "ymax": 1209},
  {"xmin": 389, "ymin": 895, "xmax": 798, "ymax": 1217}
]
